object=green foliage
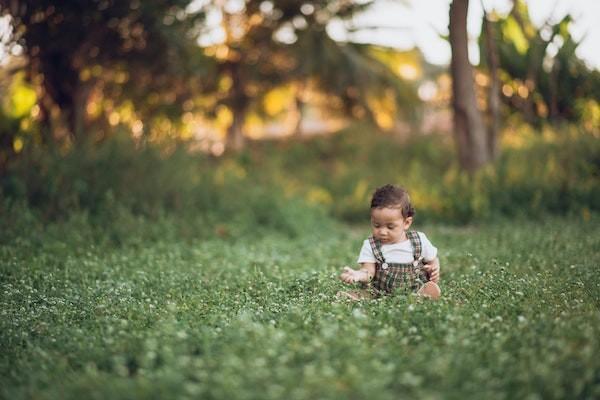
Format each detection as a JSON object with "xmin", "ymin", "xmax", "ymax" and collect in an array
[
  {"xmin": 2, "ymin": 72, "xmax": 36, "ymax": 119},
  {"xmin": 237, "ymin": 124, "xmax": 599, "ymax": 223},
  {"xmin": 1, "ymin": 0, "xmax": 420, "ymax": 148},
  {"xmin": 1, "ymin": 124, "xmax": 598, "ymax": 233},
  {"xmin": 291, "ymin": 31, "xmax": 420, "ymax": 122},
  {"xmin": 1, "ymin": 215, "xmax": 599, "ymax": 399},
  {"xmin": 0, "ymin": 133, "xmax": 333, "ymax": 242},
  {"xmin": 0, "ymin": 72, "xmax": 36, "ymax": 165},
  {"xmin": 0, "ymin": 0, "xmax": 207, "ymax": 138},
  {"xmin": 479, "ymin": 2, "xmax": 600, "ymax": 125}
]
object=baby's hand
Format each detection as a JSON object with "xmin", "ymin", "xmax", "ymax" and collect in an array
[
  {"xmin": 340, "ymin": 266, "xmax": 360, "ymax": 284},
  {"xmin": 423, "ymin": 262, "xmax": 440, "ymax": 283}
]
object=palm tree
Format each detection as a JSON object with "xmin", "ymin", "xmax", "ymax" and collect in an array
[
  {"xmin": 292, "ymin": 25, "xmax": 420, "ymax": 131},
  {"xmin": 201, "ymin": 0, "xmax": 419, "ymax": 150}
]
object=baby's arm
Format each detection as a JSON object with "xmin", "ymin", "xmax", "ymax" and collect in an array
[
  {"xmin": 340, "ymin": 263, "xmax": 376, "ymax": 284},
  {"xmin": 423, "ymin": 257, "xmax": 440, "ymax": 283}
]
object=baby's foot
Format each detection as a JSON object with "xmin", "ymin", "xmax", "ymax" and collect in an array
[{"xmin": 417, "ymin": 281, "xmax": 441, "ymax": 300}]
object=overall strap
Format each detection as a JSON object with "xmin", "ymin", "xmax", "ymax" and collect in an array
[
  {"xmin": 368, "ymin": 236, "xmax": 386, "ymax": 264},
  {"xmin": 406, "ymin": 230, "xmax": 422, "ymax": 261}
]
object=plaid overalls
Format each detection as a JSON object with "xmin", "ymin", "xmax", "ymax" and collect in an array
[{"xmin": 368, "ymin": 230, "xmax": 429, "ymax": 296}]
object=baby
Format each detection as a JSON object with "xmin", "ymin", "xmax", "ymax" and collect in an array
[{"xmin": 339, "ymin": 184, "xmax": 441, "ymax": 300}]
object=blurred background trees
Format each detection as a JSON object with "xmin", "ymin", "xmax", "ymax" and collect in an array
[
  {"xmin": 1, "ymin": 0, "xmax": 596, "ymax": 158},
  {"xmin": 0, "ymin": 0, "xmax": 598, "ymax": 224},
  {"xmin": 0, "ymin": 0, "xmax": 207, "ymax": 146},
  {"xmin": 448, "ymin": 0, "xmax": 599, "ymax": 171},
  {"xmin": 197, "ymin": 0, "xmax": 420, "ymax": 150},
  {"xmin": 480, "ymin": 1, "xmax": 600, "ymax": 127},
  {"xmin": 0, "ymin": 0, "xmax": 425, "ymax": 156}
]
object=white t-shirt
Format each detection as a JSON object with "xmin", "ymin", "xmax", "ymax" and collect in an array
[{"xmin": 357, "ymin": 232, "xmax": 437, "ymax": 264}]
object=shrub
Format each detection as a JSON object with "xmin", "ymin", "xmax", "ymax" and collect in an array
[{"xmin": 1, "ymin": 123, "xmax": 597, "ymax": 237}]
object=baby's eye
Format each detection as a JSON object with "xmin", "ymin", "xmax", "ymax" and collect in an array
[{"xmin": 387, "ymin": 225, "xmax": 395, "ymax": 229}]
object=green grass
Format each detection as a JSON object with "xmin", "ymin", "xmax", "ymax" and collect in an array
[{"xmin": 1, "ymin": 216, "xmax": 599, "ymax": 399}]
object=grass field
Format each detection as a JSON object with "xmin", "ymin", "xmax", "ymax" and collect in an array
[{"xmin": 1, "ymin": 216, "xmax": 599, "ymax": 399}]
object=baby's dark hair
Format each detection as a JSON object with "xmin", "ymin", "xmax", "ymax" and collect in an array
[{"xmin": 370, "ymin": 184, "xmax": 415, "ymax": 218}]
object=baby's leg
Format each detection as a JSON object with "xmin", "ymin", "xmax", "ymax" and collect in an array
[
  {"xmin": 417, "ymin": 281, "xmax": 441, "ymax": 299},
  {"xmin": 336, "ymin": 289, "xmax": 372, "ymax": 301}
]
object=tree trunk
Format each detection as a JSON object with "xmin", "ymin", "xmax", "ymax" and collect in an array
[
  {"xmin": 226, "ymin": 103, "xmax": 246, "ymax": 152},
  {"xmin": 291, "ymin": 82, "xmax": 307, "ymax": 137},
  {"xmin": 225, "ymin": 62, "xmax": 247, "ymax": 151},
  {"xmin": 449, "ymin": 0, "xmax": 490, "ymax": 172},
  {"xmin": 483, "ymin": 14, "xmax": 501, "ymax": 160},
  {"xmin": 548, "ymin": 59, "xmax": 560, "ymax": 121},
  {"xmin": 33, "ymin": 84, "xmax": 53, "ymax": 145},
  {"xmin": 67, "ymin": 82, "xmax": 91, "ymax": 143}
]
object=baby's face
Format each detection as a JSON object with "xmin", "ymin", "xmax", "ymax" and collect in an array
[{"xmin": 370, "ymin": 207, "xmax": 412, "ymax": 244}]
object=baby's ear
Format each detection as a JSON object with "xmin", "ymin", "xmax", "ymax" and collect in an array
[{"xmin": 404, "ymin": 216, "xmax": 413, "ymax": 229}]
